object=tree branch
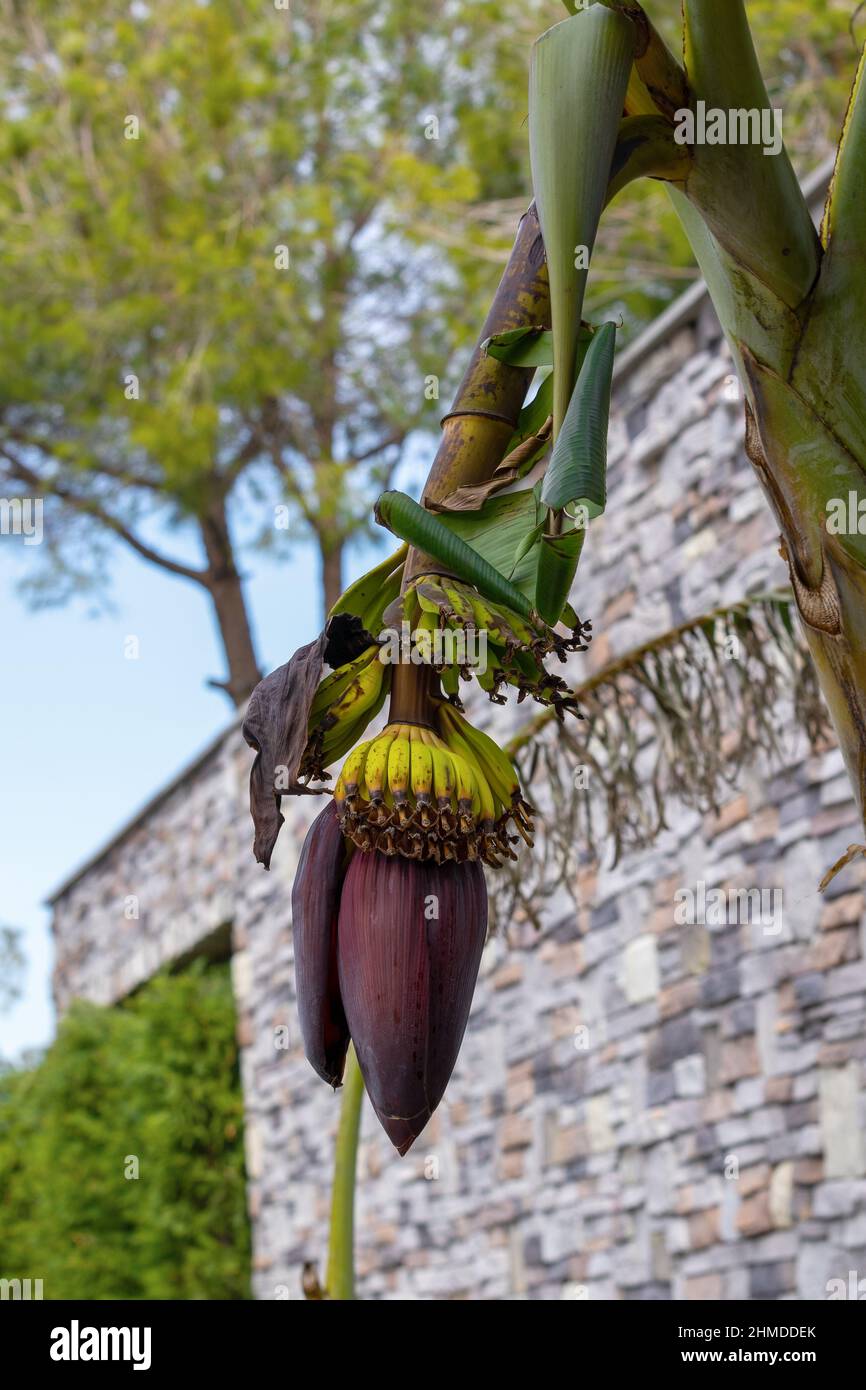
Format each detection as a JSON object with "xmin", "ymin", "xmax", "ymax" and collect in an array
[
  {"xmin": 352, "ymin": 430, "xmax": 407, "ymax": 466},
  {"xmin": 0, "ymin": 450, "xmax": 208, "ymax": 585}
]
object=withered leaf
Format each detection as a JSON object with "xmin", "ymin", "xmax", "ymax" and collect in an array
[
  {"xmin": 428, "ymin": 416, "xmax": 552, "ymax": 513},
  {"xmin": 243, "ymin": 613, "xmax": 372, "ymax": 869}
]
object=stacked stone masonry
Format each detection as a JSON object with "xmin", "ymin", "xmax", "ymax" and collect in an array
[{"xmin": 51, "ymin": 296, "xmax": 866, "ymax": 1301}]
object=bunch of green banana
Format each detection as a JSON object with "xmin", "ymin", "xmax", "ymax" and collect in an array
[
  {"xmin": 436, "ymin": 700, "xmax": 535, "ymax": 851},
  {"xmin": 301, "ymin": 644, "xmax": 390, "ymax": 781},
  {"xmin": 396, "ymin": 573, "xmax": 587, "ymax": 718},
  {"xmin": 331, "ymin": 706, "xmax": 534, "ymax": 868}
]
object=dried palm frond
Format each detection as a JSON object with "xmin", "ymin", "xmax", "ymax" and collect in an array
[{"xmin": 489, "ymin": 590, "xmax": 832, "ymax": 932}]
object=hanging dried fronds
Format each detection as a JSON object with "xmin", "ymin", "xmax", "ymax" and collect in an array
[{"xmin": 489, "ymin": 591, "xmax": 833, "ymax": 933}]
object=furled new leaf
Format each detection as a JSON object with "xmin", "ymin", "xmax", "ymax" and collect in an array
[
  {"xmin": 374, "ymin": 490, "xmax": 536, "ymax": 618},
  {"xmin": 535, "ymin": 527, "xmax": 586, "ymax": 628},
  {"xmin": 529, "ymin": 5, "xmax": 634, "ymax": 436},
  {"xmin": 541, "ymin": 321, "xmax": 617, "ymax": 516}
]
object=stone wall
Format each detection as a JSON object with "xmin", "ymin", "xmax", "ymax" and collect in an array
[{"xmin": 50, "ymin": 289, "xmax": 866, "ymax": 1301}]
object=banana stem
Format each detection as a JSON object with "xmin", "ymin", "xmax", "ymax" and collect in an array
[
  {"xmin": 326, "ymin": 1044, "xmax": 365, "ymax": 1300},
  {"xmin": 389, "ymin": 661, "xmax": 438, "ymax": 726},
  {"xmin": 404, "ymin": 202, "xmax": 551, "ymax": 585}
]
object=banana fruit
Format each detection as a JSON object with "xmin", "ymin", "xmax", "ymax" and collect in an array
[
  {"xmin": 329, "ymin": 543, "xmax": 408, "ymax": 634},
  {"xmin": 400, "ymin": 573, "xmax": 587, "ymax": 718},
  {"xmin": 330, "ymin": 703, "xmax": 533, "ymax": 867},
  {"xmin": 312, "ymin": 652, "xmax": 390, "ymax": 773}
]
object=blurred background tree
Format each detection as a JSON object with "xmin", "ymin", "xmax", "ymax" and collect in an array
[
  {"xmin": 0, "ymin": 926, "xmax": 25, "ymax": 1015},
  {"xmin": 0, "ymin": 0, "xmax": 857, "ymax": 704},
  {"xmin": 0, "ymin": 0, "xmax": 564, "ymax": 703},
  {"xmin": 0, "ymin": 962, "xmax": 250, "ymax": 1299}
]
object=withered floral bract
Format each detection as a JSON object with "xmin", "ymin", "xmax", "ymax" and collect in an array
[
  {"xmin": 291, "ymin": 801, "xmax": 351, "ymax": 1088},
  {"xmin": 242, "ymin": 614, "xmax": 372, "ymax": 868}
]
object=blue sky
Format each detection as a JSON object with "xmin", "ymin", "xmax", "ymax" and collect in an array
[{"xmin": 0, "ymin": 477, "xmax": 427, "ymax": 1062}]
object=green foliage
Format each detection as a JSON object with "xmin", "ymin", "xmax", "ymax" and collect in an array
[
  {"xmin": 529, "ymin": 5, "xmax": 633, "ymax": 434},
  {"xmin": 585, "ymin": 0, "xmax": 859, "ymax": 330},
  {"xmin": 375, "ymin": 489, "xmax": 534, "ymax": 616},
  {"xmin": 0, "ymin": 0, "xmax": 563, "ymax": 625},
  {"xmin": 0, "ymin": 0, "xmax": 853, "ymax": 663},
  {"xmin": 0, "ymin": 963, "xmax": 250, "ymax": 1300},
  {"xmin": 541, "ymin": 321, "xmax": 615, "ymax": 516}
]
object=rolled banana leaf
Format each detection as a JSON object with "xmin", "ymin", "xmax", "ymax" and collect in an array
[
  {"xmin": 535, "ymin": 527, "xmax": 586, "ymax": 627},
  {"xmin": 374, "ymin": 490, "xmax": 536, "ymax": 619},
  {"xmin": 529, "ymin": 4, "xmax": 634, "ymax": 437},
  {"xmin": 541, "ymin": 321, "xmax": 616, "ymax": 515}
]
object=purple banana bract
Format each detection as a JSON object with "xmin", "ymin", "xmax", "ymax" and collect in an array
[{"xmin": 292, "ymin": 802, "xmax": 488, "ymax": 1153}]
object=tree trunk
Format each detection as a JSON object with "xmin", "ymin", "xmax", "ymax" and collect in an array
[
  {"xmin": 320, "ymin": 541, "xmax": 343, "ymax": 619},
  {"xmin": 200, "ymin": 502, "xmax": 262, "ymax": 706}
]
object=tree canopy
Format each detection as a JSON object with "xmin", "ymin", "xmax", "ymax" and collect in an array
[
  {"xmin": 0, "ymin": 0, "xmax": 854, "ymax": 703},
  {"xmin": 0, "ymin": 0, "xmax": 560, "ymax": 700}
]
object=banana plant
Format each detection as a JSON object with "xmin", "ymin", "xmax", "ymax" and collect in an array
[
  {"xmin": 242, "ymin": 0, "xmax": 866, "ymax": 1296},
  {"xmin": 527, "ymin": 0, "xmax": 866, "ymax": 863}
]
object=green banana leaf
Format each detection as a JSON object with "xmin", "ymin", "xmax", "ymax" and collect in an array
[
  {"xmin": 541, "ymin": 320, "xmax": 616, "ymax": 516},
  {"xmin": 436, "ymin": 483, "xmax": 580, "ymax": 628},
  {"xmin": 437, "ymin": 486, "xmax": 545, "ymax": 597},
  {"xmin": 484, "ymin": 325, "xmax": 593, "ymax": 369},
  {"xmin": 484, "ymin": 326, "xmax": 554, "ymax": 367},
  {"xmin": 507, "ymin": 370, "xmax": 553, "ymax": 450},
  {"xmin": 374, "ymin": 491, "xmax": 535, "ymax": 618},
  {"xmin": 377, "ymin": 487, "xmax": 581, "ymax": 628},
  {"xmin": 535, "ymin": 528, "xmax": 586, "ymax": 628},
  {"xmin": 529, "ymin": 5, "xmax": 634, "ymax": 437},
  {"xmin": 499, "ymin": 322, "xmax": 595, "ymax": 466}
]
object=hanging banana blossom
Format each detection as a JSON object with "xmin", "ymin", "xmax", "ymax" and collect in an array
[
  {"xmin": 292, "ymin": 800, "xmax": 487, "ymax": 1154},
  {"xmin": 243, "ymin": 539, "xmax": 558, "ymax": 1156}
]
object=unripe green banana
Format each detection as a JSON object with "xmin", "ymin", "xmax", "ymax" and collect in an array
[
  {"xmin": 413, "ymin": 608, "xmax": 439, "ymax": 665},
  {"xmin": 329, "ymin": 543, "xmax": 408, "ymax": 622},
  {"xmin": 441, "ymin": 663, "xmax": 462, "ymax": 699},
  {"xmin": 441, "ymin": 580, "xmax": 477, "ymax": 628},
  {"xmin": 411, "ymin": 579, "xmax": 448, "ymax": 618},
  {"xmin": 363, "ymin": 725, "xmax": 399, "ymax": 801},
  {"xmin": 468, "ymin": 593, "xmax": 525, "ymax": 654},
  {"xmin": 438, "ymin": 703, "xmax": 517, "ymax": 811},
  {"xmin": 310, "ymin": 644, "xmax": 380, "ymax": 723},
  {"xmin": 320, "ymin": 658, "xmax": 387, "ymax": 764},
  {"xmin": 362, "ymin": 563, "xmax": 405, "ymax": 637}
]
